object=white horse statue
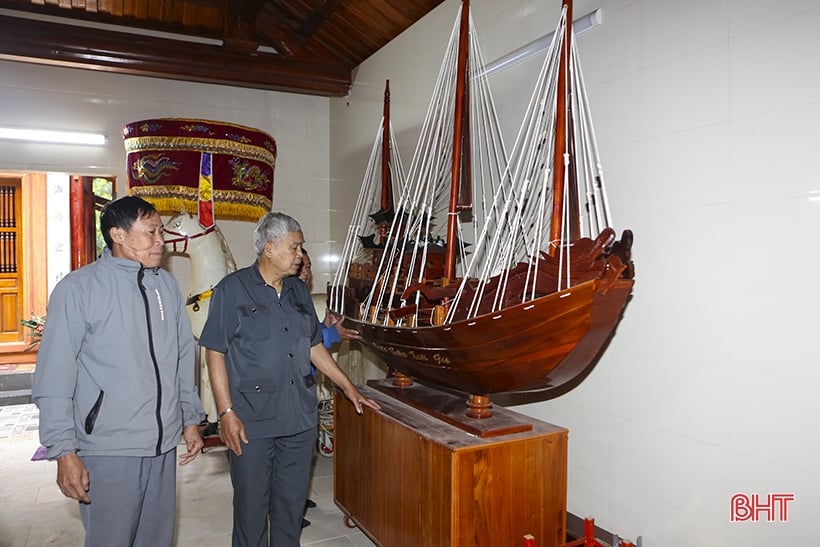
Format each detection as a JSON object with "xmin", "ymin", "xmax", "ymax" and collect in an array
[{"xmin": 164, "ymin": 212, "xmax": 236, "ymax": 427}]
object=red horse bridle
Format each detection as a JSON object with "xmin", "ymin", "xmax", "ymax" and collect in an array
[{"xmin": 163, "ymin": 225, "xmax": 216, "ymax": 254}]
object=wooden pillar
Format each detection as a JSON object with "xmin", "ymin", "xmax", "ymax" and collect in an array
[{"xmin": 69, "ymin": 176, "xmax": 96, "ymax": 269}]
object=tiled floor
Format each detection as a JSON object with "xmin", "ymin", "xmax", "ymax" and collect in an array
[
  {"xmin": 0, "ymin": 363, "xmax": 35, "ymax": 373},
  {"xmin": 0, "ymin": 404, "xmax": 378, "ymax": 547}
]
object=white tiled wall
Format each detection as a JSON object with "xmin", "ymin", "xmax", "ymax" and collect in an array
[
  {"xmin": 0, "ymin": 59, "xmax": 332, "ymax": 292},
  {"xmin": 330, "ymin": 0, "xmax": 820, "ymax": 544},
  {"xmin": 44, "ymin": 173, "xmax": 71, "ymax": 293}
]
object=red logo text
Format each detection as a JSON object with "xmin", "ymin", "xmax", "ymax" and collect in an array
[{"xmin": 730, "ymin": 493, "xmax": 794, "ymax": 522}]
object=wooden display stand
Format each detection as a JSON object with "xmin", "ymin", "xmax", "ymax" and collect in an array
[{"xmin": 334, "ymin": 382, "xmax": 568, "ymax": 547}]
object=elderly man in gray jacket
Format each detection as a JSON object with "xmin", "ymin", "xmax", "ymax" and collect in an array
[{"xmin": 33, "ymin": 195, "xmax": 205, "ymax": 547}]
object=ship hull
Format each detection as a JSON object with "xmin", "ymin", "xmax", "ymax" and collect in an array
[{"xmin": 347, "ymin": 277, "xmax": 633, "ymax": 395}]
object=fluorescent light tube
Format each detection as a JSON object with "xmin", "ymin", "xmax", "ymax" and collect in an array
[
  {"xmin": 0, "ymin": 127, "xmax": 107, "ymax": 146},
  {"xmin": 482, "ymin": 8, "xmax": 604, "ymax": 79}
]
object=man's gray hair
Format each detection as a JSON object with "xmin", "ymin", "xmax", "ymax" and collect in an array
[{"xmin": 254, "ymin": 212, "xmax": 302, "ymax": 255}]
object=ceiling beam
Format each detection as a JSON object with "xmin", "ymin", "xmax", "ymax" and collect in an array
[
  {"xmin": 297, "ymin": 0, "xmax": 344, "ymax": 40},
  {"xmin": 257, "ymin": 2, "xmax": 344, "ymax": 63},
  {"xmin": 223, "ymin": 0, "xmax": 266, "ymax": 49},
  {"xmin": 0, "ymin": 14, "xmax": 352, "ymax": 96}
]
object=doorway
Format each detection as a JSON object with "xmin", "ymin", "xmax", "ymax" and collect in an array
[{"xmin": 0, "ymin": 173, "xmax": 114, "ymax": 405}]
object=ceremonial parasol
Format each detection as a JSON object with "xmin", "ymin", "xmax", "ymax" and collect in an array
[{"xmin": 123, "ymin": 118, "xmax": 276, "ymax": 227}]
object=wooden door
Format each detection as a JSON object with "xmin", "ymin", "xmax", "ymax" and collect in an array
[{"xmin": 0, "ymin": 178, "xmax": 23, "ymax": 343}]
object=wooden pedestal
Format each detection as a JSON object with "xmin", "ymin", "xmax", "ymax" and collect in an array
[{"xmin": 334, "ymin": 384, "xmax": 568, "ymax": 547}]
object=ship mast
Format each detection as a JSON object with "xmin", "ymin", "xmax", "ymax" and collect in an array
[
  {"xmin": 444, "ymin": 0, "xmax": 471, "ymax": 282},
  {"xmin": 548, "ymin": 0, "xmax": 574, "ymax": 254},
  {"xmin": 445, "ymin": 0, "xmax": 494, "ymax": 420},
  {"xmin": 379, "ymin": 80, "xmax": 393, "ymax": 244}
]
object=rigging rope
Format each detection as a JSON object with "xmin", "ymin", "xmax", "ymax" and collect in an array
[{"xmin": 331, "ymin": 3, "xmax": 617, "ymax": 327}]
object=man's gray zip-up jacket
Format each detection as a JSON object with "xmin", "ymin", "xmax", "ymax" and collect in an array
[{"xmin": 33, "ymin": 248, "xmax": 205, "ymax": 460}]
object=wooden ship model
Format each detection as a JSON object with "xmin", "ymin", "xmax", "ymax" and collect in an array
[{"xmin": 328, "ymin": 0, "xmax": 634, "ymax": 418}]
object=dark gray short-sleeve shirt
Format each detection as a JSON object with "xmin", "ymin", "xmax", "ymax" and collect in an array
[{"xmin": 199, "ymin": 262, "xmax": 322, "ymax": 438}]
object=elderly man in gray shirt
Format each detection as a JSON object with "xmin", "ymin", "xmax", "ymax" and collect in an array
[{"xmin": 200, "ymin": 211, "xmax": 379, "ymax": 547}]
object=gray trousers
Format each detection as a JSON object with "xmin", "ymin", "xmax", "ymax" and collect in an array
[
  {"xmin": 79, "ymin": 449, "xmax": 177, "ymax": 547},
  {"xmin": 229, "ymin": 428, "xmax": 315, "ymax": 547}
]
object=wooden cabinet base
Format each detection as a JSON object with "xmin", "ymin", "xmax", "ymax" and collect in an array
[{"xmin": 334, "ymin": 384, "xmax": 568, "ymax": 547}]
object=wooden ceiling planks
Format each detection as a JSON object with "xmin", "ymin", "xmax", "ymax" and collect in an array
[
  {"xmin": 298, "ymin": 0, "xmax": 343, "ymax": 39},
  {"xmin": 98, "ymin": 0, "xmax": 118, "ymax": 16},
  {"xmin": 0, "ymin": 0, "xmax": 447, "ymax": 95}
]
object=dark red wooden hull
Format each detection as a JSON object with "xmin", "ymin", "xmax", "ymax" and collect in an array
[{"xmin": 347, "ymin": 277, "xmax": 633, "ymax": 395}]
